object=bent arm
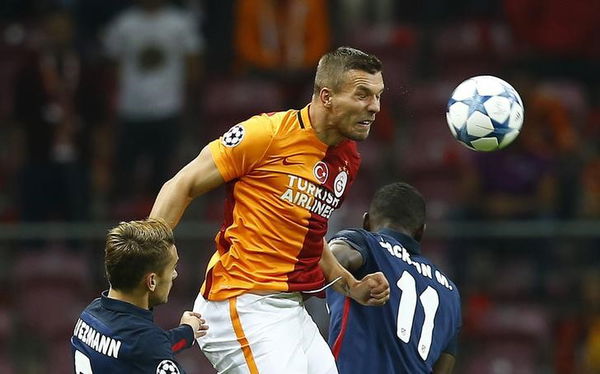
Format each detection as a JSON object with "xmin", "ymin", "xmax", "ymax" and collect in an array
[
  {"xmin": 320, "ymin": 241, "xmax": 389, "ymax": 305},
  {"xmin": 328, "ymin": 239, "xmax": 365, "ymax": 273},
  {"xmin": 320, "ymin": 240, "xmax": 360, "ymax": 296},
  {"xmin": 150, "ymin": 145, "xmax": 224, "ymax": 228},
  {"xmin": 433, "ymin": 353, "xmax": 455, "ymax": 374},
  {"xmin": 166, "ymin": 325, "xmax": 195, "ymax": 353}
]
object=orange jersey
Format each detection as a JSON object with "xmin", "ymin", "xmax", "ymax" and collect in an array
[{"xmin": 201, "ymin": 105, "xmax": 361, "ymax": 300}]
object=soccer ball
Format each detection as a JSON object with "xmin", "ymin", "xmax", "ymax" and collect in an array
[{"xmin": 446, "ymin": 75, "xmax": 524, "ymax": 152}]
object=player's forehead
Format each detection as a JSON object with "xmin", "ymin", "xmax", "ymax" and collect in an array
[
  {"xmin": 167, "ymin": 245, "xmax": 178, "ymax": 265},
  {"xmin": 341, "ymin": 69, "xmax": 384, "ymax": 93}
]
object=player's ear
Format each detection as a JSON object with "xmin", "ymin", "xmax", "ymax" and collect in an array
[
  {"xmin": 414, "ymin": 224, "xmax": 425, "ymax": 242},
  {"xmin": 362, "ymin": 212, "xmax": 370, "ymax": 231},
  {"xmin": 146, "ymin": 273, "xmax": 157, "ymax": 292},
  {"xmin": 319, "ymin": 88, "xmax": 333, "ymax": 108}
]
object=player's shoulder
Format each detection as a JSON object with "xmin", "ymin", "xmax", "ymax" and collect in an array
[
  {"xmin": 329, "ymin": 228, "xmax": 373, "ymax": 252},
  {"xmin": 330, "ymin": 228, "xmax": 371, "ymax": 241},
  {"xmin": 84, "ymin": 314, "xmax": 171, "ymax": 361},
  {"xmin": 445, "ymin": 275, "xmax": 461, "ymax": 299},
  {"xmin": 79, "ymin": 297, "xmax": 105, "ymax": 322},
  {"xmin": 240, "ymin": 110, "xmax": 286, "ymax": 130},
  {"xmin": 83, "ymin": 300, "xmax": 166, "ymax": 344},
  {"xmin": 85, "ymin": 296, "xmax": 102, "ymax": 309},
  {"xmin": 232, "ymin": 109, "xmax": 300, "ymax": 142},
  {"xmin": 254, "ymin": 108, "xmax": 301, "ymax": 134},
  {"xmin": 418, "ymin": 257, "xmax": 461, "ymax": 300}
]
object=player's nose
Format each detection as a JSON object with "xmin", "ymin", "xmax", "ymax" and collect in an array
[{"xmin": 367, "ymin": 96, "xmax": 380, "ymax": 113}]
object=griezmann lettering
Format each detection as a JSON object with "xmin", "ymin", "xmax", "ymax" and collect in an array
[{"xmin": 73, "ymin": 318, "xmax": 122, "ymax": 358}]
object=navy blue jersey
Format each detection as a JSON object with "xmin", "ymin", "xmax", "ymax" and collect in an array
[
  {"xmin": 326, "ymin": 229, "xmax": 461, "ymax": 374},
  {"xmin": 71, "ymin": 291, "xmax": 195, "ymax": 374}
]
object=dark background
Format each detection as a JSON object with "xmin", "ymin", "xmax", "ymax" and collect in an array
[{"xmin": 0, "ymin": 0, "xmax": 598, "ymax": 373}]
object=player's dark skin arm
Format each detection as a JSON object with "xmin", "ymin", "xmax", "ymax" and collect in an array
[
  {"xmin": 330, "ymin": 240, "xmax": 456, "ymax": 374},
  {"xmin": 328, "ymin": 240, "xmax": 364, "ymax": 273},
  {"xmin": 433, "ymin": 353, "xmax": 455, "ymax": 374}
]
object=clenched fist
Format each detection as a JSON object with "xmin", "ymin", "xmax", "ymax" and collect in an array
[{"xmin": 349, "ymin": 272, "xmax": 390, "ymax": 306}]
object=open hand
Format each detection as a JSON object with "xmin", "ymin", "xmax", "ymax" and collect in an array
[{"xmin": 180, "ymin": 311, "xmax": 209, "ymax": 338}]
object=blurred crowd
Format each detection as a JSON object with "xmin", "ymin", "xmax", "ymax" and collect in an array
[{"xmin": 0, "ymin": 0, "xmax": 598, "ymax": 373}]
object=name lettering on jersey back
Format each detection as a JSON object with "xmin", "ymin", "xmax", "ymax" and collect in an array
[
  {"xmin": 73, "ymin": 318, "xmax": 122, "ymax": 358},
  {"xmin": 280, "ymin": 175, "xmax": 340, "ymax": 218},
  {"xmin": 379, "ymin": 240, "xmax": 453, "ymax": 290}
]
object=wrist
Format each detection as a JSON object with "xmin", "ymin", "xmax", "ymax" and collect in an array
[
  {"xmin": 340, "ymin": 275, "xmax": 359, "ymax": 297},
  {"xmin": 180, "ymin": 322, "xmax": 194, "ymax": 333},
  {"xmin": 181, "ymin": 323, "xmax": 197, "ymax": 341},
  {"xmin": 346, "ymin": 276, "xmax": 359, "ymax": 289}
]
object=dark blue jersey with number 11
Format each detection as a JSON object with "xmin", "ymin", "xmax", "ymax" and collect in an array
[{"xmin": 326, "ymin": 228, "xmax": 462, "ymax": 374}]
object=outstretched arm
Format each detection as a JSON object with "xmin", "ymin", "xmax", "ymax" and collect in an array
[
  {"xmin": 150, "ymin": 145, "xmax": 224, "ymax": 228},
  {"xmin": 166, "ymin": 311, "xmax": 208, "ymax": 354},
  {"xmin": 320, "ymin": 240, "xmax": 390, "ymax": 306}
]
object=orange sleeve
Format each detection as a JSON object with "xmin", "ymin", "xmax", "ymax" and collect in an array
[{"xmin": 208, "ymin": 115, "xmax": 275, "ymax": 182}]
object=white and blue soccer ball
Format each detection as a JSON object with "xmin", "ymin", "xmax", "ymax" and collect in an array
[{"xmin": 446, "ymin": 75, "xmax": 524, "ymax": 152}]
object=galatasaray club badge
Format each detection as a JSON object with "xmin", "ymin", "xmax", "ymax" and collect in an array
[
  {"xmin": 313, "ymin": 161, "xmax": 329, "ymax": 184},
  {"xmin": 333, "ymin": 171, "xmax": 348, "ymax": 198}
]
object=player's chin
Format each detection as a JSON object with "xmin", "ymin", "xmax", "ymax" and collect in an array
[
  {"xmin": 155, "ymin": 294, "xmax": 170, "ymax": 306},
  {"xmin": 346, "ymin": 127, "xmax": 370, "ymax": 141}
]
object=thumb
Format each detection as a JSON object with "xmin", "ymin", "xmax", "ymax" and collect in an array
[
  {"xmin": 365, "ymin": 276, "xmax": 378, "ymax": 287},
  {"xmin": 355, "ymin": 275, "xmax": 377, "ymax": 293}
]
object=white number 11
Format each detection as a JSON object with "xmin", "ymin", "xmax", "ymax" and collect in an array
[{"xmin": 396, "ymin": 271, "xmax": 439, "ymax": 360}]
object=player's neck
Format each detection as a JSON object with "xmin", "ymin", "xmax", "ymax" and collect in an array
[
  {"xmin": 108, "ymin": 288, "xmax": 150, "ymax": 310},
  {"xmin": 377, "ymin": 223, "xmax": 415, "ymax": 239}
]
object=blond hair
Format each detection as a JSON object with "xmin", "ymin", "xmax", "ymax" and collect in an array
[
  {"xmin": 313, "ymin": 46, "xmax": 382, "ymax": 95},
  {"xmin": 105, "ymin": 218, "xmax": 174, "ymax": 291}
]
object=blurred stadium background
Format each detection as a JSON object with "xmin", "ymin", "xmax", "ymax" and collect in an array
[{"xmin": 0, "ymin": 0, "xmax": 598, "ymax": 373}]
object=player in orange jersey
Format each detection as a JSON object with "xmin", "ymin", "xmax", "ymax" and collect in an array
[{"xmin": 150, "ymin": 47, "xmax": 389, "ymax": 374}]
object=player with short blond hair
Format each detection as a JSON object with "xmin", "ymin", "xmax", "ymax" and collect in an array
[{"xmin": 71, "ymin": 218, "xmax": 208, "ymax": 373}]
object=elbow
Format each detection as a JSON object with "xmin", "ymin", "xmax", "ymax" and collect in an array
[
  {"xmin": 157, "ymin": 177, "xmax": 177, "ymax": 198},
  {"xmin": 158, "ymin": 174, "xmax": 194, "ymax": 202}
]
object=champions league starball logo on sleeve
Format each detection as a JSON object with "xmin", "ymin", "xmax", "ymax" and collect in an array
[
  {"xmin": 221, "ymin": 124, "xmax": 245, "ymax": 147},
  {"xmin": 156, "ymin": 360, "xmax": 180, "ymax": 374}
]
